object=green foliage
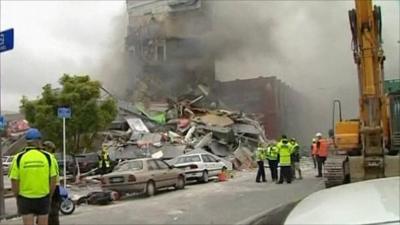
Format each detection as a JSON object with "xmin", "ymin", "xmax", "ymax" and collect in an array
[{"xmin": 20, "ymin": 74, "xmax": 117, "ymax": 153}]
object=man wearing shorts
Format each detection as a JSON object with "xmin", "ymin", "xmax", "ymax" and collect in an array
[{"xmin": 9, "ymin": 128, "xmax": 58, "ymax": 225}]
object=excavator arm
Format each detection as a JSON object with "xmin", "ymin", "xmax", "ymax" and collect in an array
[{"xmin": 326, "ymin": 0, "xmax": 399, "ymax": 186}]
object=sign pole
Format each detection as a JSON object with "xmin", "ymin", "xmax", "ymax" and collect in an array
[
  {"xmin": 0, "ymin": 28, "xmax": 14, "ymax": 217},
  {"xmin": 63, "ymin": 117, "xmax": 67, "ymax": 188}
]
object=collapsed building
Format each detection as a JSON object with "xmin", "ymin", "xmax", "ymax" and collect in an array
[
  {"xmin": 125, "ymin": 0, "xmax": 215, "ymax": 102},
  {"xmin": 109, "ymin": 0, "xmax": 308, "ymax": 167}
]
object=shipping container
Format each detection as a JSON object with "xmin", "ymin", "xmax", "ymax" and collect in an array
[
  {"xmin": 384, "ymin": 79, "xmax": 400, "ymax": 94},
  {"xmin": 214, "ymin": 77, "xmax": 289, "ymax": 139},
  {"xmin": 388, "ymin": 93, "xmax": 400, "ymax": 153}
]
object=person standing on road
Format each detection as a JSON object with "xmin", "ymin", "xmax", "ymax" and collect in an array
[
  {"xmin": 43, "ymin": 141, "xmax": 61, "ymax": 225},
  {"xmin": 290, "ymin": 138, "xmax": 302, "ymax": 180},
  {"xmin": 255, "ymin": 142, "xmax": 268, "ymax": 183},
  {"xmin": 98, "ymin": 146, "xmax": 111, "ymax": 175},
  {"xmin": 8, "ymin": 128, "xmax": 58, "ymax": 225},
  {"xmin": 315, "ymin": 132, "xmax": 329, "ymax": 177},
  {"xmin": 310, "ymin": 138, "xmax": 317, "ymax": 169},
  {"xmin": 276, "ymin": 135, "xmax": 292, "ymax": 184},
  {"xmin": 266, "ymin": 142, "xmax": 279, "ymax": 182}
]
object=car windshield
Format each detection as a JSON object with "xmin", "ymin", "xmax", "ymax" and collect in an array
[
  {"xmin": 176, "ymin": 155, "xmax": 201, "ymax": 164},
  {"xmin": 114, "ymin": 160, "xmax": 143, "ymax": 172}
]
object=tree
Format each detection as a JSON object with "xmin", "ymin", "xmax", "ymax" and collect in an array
[{"xmin": 20, "ymin": 74, "xmax": 117, "ymax": 153}]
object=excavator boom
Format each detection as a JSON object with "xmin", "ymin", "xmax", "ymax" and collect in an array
[{"xmin": 325, "ymin": 0, "xmax": 399, "ymax": 187}]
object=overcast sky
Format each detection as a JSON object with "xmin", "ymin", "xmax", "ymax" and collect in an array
[
  {"xmin": 0, "ymin": 0, "xmax": 399, "ymax": 114},
  {"xmin": 0, "ymin": 1, "xmax": 126, "ymax": 112}
]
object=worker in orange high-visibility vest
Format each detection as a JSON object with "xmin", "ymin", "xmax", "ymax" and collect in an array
[
  {"xmin": 310, "ymin": 138, "xmax": 317, "ymax": 169},
  {"xmin": 315, "ymin": 132, "xmax": 329, "ymax": 177}
]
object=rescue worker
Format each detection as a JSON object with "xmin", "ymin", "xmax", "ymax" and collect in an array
[
  {"xmin": 290, "ymin": 138, "xmax": 302, "ymax": 179},
  {"xmin": 266, "ymin": 142, "xmax": 279, "ymax": 182},
  {"xmin": 315, "ymin": 132, "xmax": 329, "ymax": 177},
  {"xmin": 276, "ymin": 135, "xmax": 292, "ymax": 184},
  {"xmin": 43, "ymin": 141, "xmax": 61, "ymax": 225},
  {"xmin": 310, "ymin": 138, "xmax": 317, "ymax": 169},
  {"xmin": 9, "ymin": 128, "xmax": 58, "ymax": 225},
  {"xmin": 98, "ymin": 145, "xmax": 111, "ymax": 175},
  {"xmin": 255, "ymin": 142, "xmax": 268, "ymax": 183}
]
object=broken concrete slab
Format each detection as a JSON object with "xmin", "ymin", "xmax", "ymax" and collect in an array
[
  {"xmin": 208, "ymin": 141, "xmax": 230, "ymax": 157},
  {"xmin": 126, "ymin": 117, "xmax": 150, "ymax": 133},
  {"xmin": 232, "ymin": 123, "xmax": 260, "ymax": 135},
  {"xmin": 233, "ymin": 145, "xmax": 256, "ymax": 170},
  {"xmin": 196, "ymin": 114, "xmax": 234, "ymax": 127},
  {"xmin": 194, "ymin": 132, "xmax": 213, "ymax": 149}
]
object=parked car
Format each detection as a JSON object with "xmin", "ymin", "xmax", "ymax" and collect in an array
[
  {"xmin": 101, "ymin": 158, "xmax": 185, "ymax": 197},
  {"xmin": 74, "ymin": 153, "xmax": 100, "ymax": 174},
  {"xmin": 54, "ymin": 153, "xmax": 75, "ymax": 175},
  {"xmin": 173, "ymin": 153, "xmax": 227, "ymax": 183},
  {"xmin": 2, "ymin": 156, "xmax": 14, "ymax": 174}
]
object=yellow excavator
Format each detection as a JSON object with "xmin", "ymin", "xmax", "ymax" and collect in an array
[{"xmin": 324, "ymin": 0, "xmax": 400, "ymax": 187}]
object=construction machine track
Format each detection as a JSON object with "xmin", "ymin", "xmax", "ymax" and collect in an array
[{"xmin": 323, "ymin": 155, "xmax": 347, "ymax": 188}]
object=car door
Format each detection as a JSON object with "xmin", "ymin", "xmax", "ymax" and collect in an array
[
  {"xmin": 155, "ymin": 159, "xmax": 176, "ymax": 187},
  {"xmin": 207, "ymin": 155, "xmax": 223, "ymax": 176},
  {"xmin": 201, "ymin": 154, "xmax": 213, "ymax": 174},
  {"xmin": 146, "ymin": 159, "xmax": 164, "ymax": 188}
]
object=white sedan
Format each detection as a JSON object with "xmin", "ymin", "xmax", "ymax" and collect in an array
[{"xmin": 173, "ymin": 153, "xmax": 227, "ymax": 183}]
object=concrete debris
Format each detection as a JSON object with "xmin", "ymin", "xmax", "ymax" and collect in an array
[
  {"xmin": 126, "ymin": 117, "xmax": 150, "ymax": 133},
  {"xmin": 197, "ymin": 114, "xmax": 234, "ymax": 127},
  {"xmin": 104, "ymin": 91, "xmax": 268, "ymax": 171}
]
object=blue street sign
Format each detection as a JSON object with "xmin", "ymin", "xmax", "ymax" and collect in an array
[
  {"xmin": 0, "ymin": 29, "xmax": 14, "ymax": 53},
  {"xmin": 0, "ymin": 116, "xmax": 5, "ymax": 130},
  {"xmin": 58, "ymin": 107, "xmax": 71, "ymax": 119}
]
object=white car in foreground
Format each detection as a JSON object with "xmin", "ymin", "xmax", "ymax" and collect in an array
[
  {"xmin": 173, "ymin": 153, "xmax": 227, "ymax": 183},
  {"xmin": 240, "ymin": 176, "xmax": 400, "ymax": 225}
]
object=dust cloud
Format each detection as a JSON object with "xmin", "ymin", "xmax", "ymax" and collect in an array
[
  {"xmin": 92, "ymin": 12, "xmax": 141, "ymax": 100},
  {"xmin": 199, "ymin": 1, "xmax": 399, "ymax": 144}
]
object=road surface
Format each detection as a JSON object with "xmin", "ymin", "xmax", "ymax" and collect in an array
[{"xmin": 2, "ymin": 166, "xmax": 323, "ymax": 224}]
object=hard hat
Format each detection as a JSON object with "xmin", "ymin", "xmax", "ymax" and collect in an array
[
  {"xmin": 43, "ymin": 141, "xmax": 56, "ymax": 150},
  {"xmin": 315, "ymin": 132, "xmax": 322, "ymax": 137},
  {"xmin": 290, "ymin": 138, "xmax": 296, "ymax": 142},
  {"xmin": 25, "ymin": 128, "xmax": 42, "ymax": 140},
  {"xmin": 312, "ymin": 138, "xmax": 317, "ymax": 142}
]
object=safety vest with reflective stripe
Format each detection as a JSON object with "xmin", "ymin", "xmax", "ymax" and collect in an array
[
  {"xmin": 256, "ymin": 147, "xmax": 268, "ymax": 161},
  {"xmin": 277, "ymin": 141, "xmax": 292, "ymax": 166},
  {"xmin": 99, "ymin": 151, "xmax": 111, "ymax": 168},
  {"xmin": 267, "ymin": 145, "xmax": 278, "ymax": 160}
]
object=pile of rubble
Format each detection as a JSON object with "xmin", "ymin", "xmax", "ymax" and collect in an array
[{"xmin": 103, "ymin": 88, "xmax": 267, "ymax": 170}]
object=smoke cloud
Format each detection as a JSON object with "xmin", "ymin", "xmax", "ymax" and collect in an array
[{"xmin": 200, "ymin": 1, "xmax": 399, "ymax": 143}]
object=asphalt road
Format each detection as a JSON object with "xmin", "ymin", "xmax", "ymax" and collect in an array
[{"xmin": 2, "ymin": 166, "xmax": 323, "ymax": 225}]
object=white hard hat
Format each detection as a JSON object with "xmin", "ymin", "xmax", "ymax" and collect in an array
[{"xmin": 315, "ymin": 132, "xmax": 322, "ymax": 137}]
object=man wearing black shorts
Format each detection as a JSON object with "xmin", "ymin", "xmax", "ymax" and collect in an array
[
  {"xmin": 9, "ymin": 128, "xmax": 58, "ymax": 225},
  {"xmin": 43, "ymin": 141, "xmax": 61, "ymax": 225}
]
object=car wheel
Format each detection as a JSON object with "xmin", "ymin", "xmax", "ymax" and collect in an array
[
  {"xmin": 146, "ymin": 181, "xmax": 156, "ymax": 197},
  {"xmin": 175, "ymin": 176, "xmax": 185, "ymax": 190},
  {"xmin": 201, "ymin": 171, "xmax": 209, "ymax": 183}
]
